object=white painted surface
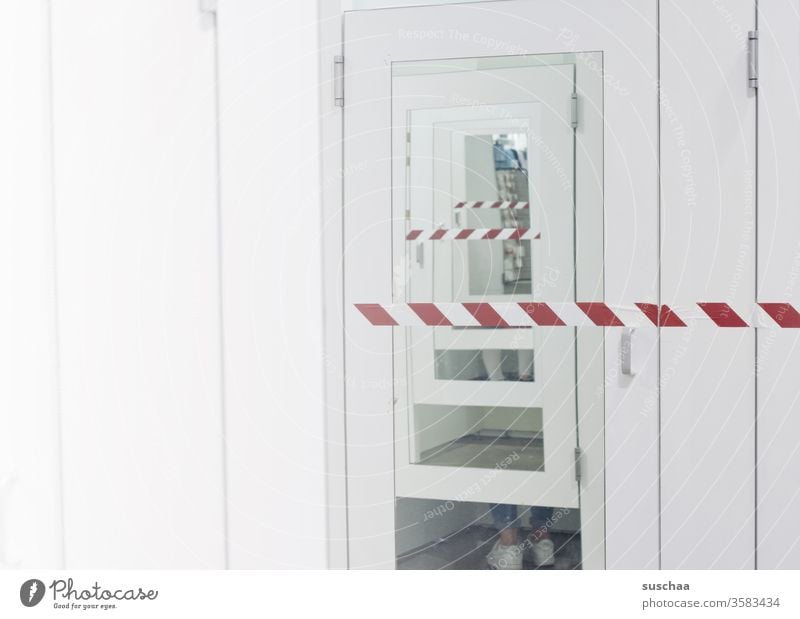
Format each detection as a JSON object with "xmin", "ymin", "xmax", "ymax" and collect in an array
[
  {"xmin": 659, "ymin": 0, "xmax": 756, "ymax": 569},
  {"xmin": 0, "ymin": 0, "xmax": 62, "ymax": 569},
  {"xmin": 50, "ymin": 0, "xmax": 226, "ymax": 567},
  {"xmin": 756, "ymin": 0, "xmax": 800, "ymax": 570},
  {"xmin": 341, "ymin": 7, "xmax": 394, "ymax": 565},
  {"xmin": 345, "ymin": 0, "xmax": 478, "ymax": 10},
  {"xmin": 216, "ymin": 0, "xmax": 328, "ymax": 568},
  {"xmin": 318, "ymin": 0, "xmax": 350, "ymax": 570},
  {"xmin": 597, "ymin": 2, "xmax": 660, "ymax": 570}
]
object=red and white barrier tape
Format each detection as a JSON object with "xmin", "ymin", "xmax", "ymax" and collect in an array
[
  {"xmin": 454, "ymin": 201, "xmax": 530, "ymax": 209},
  {"xmin": 406, "ymin": 228, "xmax": 541, "ymax": 241},
  {"xmin": 354, "ymin": 302, "xmax": 800, "ymax": 329}
]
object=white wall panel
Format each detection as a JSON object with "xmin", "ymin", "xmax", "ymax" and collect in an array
[
  {"xmin": 660, "ymin": 0, "xmax": 756, "ymax": 569},
  {"xmin": 318, "ymin": 0, "xmax": 350, "ymax": 569},
  {"xmin": 756, "ymin": 0, "xmax": 800, "ymax": 569},
  {"xmin": 50, "ymin": 0, "xmax": 226, "ymax": 567},
  {"xmin": 0, "ymin": 0, "xmax": 62, "ymax": 568},
  {"xmin": 601, "ymin": 3, "xmax": 660, "ymax": 570},
  {"xmin": 216, "ymin": 0, "xmax": 328, "ymax": 568}
]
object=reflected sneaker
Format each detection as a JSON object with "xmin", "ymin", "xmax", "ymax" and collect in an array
[
  {"xmin": 486, "ymin": 540, "xmax": 523, "ymax": 570},
  {"xmin": 530, "ymin": 538, "xmax": 555, "ymax": 567}
]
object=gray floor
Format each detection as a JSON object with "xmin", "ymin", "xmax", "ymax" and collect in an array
[
  {"xmin": 397, "ymin": 525, "xmax": 582, "ymax": 570},
  {"xmin": 419, "ymin": 436, "xmax": 544, "ymax": 471}
]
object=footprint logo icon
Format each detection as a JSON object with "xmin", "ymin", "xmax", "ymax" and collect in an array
[{"xmin": 20, "ymin": 579, "xmax": 46, "ymax": 607}]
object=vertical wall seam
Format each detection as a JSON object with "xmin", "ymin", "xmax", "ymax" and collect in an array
[
  {"xmin": 602, "ymin": 57, "xmax": 607, "ymax": 568},
  {"xmin": 656, "ymin": 0, "xmax": 663, "ymax": 572},
  {"xmin": 753, "ymin": 0, "xmax": 759, "ymax": 572},
  {"xmin": 209, "ymin": 8, "xmax": 231, "ymax": 570},
  {"xmin": 340, "ymin": 12, "xmax": 351, "ymax": 570},
  {"xmin": 43, "ymin": 0, "xmax": 66, "ymax": 569}
]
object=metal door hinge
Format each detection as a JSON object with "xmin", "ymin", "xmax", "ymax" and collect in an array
[
  {"xmin": 570, "ymin": 92, "xmax": 578, "ymax": 129},
  {"xmin": 334, "ymin": 55, "xmax": 344, "ymax": 107},
  {"xmin": 405, "ymin": 129, "xmax": 411, "ymax": 167},
  {"xmin": 748, "ymin": 30, "xmax": 759, "ymax": 89},
  {"xmin": 574, "ymin": 447, "xmax": 583, "ymax": 482}
]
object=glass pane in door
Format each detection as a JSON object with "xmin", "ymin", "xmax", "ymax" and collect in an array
[
  {"xmin": 396, "ymin": 497, "xmax": 581, "ymax": 570},
  {"xmin": 391, "ymin": 52, "xmax": 603, "ymax": 569},
  {"xmin": 456, "ymin": 132, "xmax": 533, "ymax": 297},
  {"xmin": 413, "ymin": 404, "xmax": 544, "ymax": 470}
]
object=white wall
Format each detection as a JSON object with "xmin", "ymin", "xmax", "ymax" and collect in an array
[
  {"xmin": 1, "ymin": 0, "xmax": 332, "ymax": 570},
  {"xmin": 0, "ymin": 0, "xmax": 62, "ymax": 569},
  {"xmin": 216, "ymin": 0, "xmax": 328, "ymax": 568},
  {"xmin": 50, "ymin": 0, "xmax": 227, "ymax": 568},
  {"xmin": 757, "ymin": 0, "xmax": 800, "ymax": 569}
]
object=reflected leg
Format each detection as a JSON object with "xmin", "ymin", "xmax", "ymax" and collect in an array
[
  {"xmin": 481, "ymin": 350, "xmax": 504, "ymax": 382},
  {"xmin": 491, "ymin": 503, "xmax": 519, "ymax": 544},
  {"xmin": 486, "ymin": 503, "xmax": 523, "ymax": 569},
  {"xmin": 528, "ymin": 506, "xmax": 555, "ymax": 567}
]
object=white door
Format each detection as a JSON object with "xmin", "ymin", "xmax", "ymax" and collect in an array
[
  {"xmin": 395, "ymin": 58, "xmax": 585, "ymax": 511},
  {"xmin": 343, "ymin": 0, "xmax": 659, "ymax": 569}
]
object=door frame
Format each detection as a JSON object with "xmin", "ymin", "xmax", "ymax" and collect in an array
[
  {"xmin": 327, "ymin": 0, "xmax": 660, "ymax": 570},
  {"xmin": 392, "ymin": 57, "xmax": 599, "ymax": 513}
]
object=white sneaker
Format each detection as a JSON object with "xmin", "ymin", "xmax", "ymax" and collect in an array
[
  {"xmin": 531, "ymin": 538, "xmax": 555, "ymax": 567},
  {"xmin": 486, "ymin": 540, "xmax": 523, "ymax": 570}
]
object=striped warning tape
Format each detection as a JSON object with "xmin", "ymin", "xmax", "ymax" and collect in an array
[
  {"xmin": 354, "ymin": 302, "xmax": 800, "ymax": 329},
  {"xmin": 406, "ymin": 228, "xmax": 541, "ymax": 241},
  {"xmin": 454, "ymin": 201, "xmax": 530, "ymax": 209}
]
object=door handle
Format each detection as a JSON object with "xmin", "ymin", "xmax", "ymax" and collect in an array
[
  {"xmin": 416, "ymin": 241, "xmax": 424, "ymax": 268},
  {"xmin": 620, "ymin": 327, "xmax": 635, "ymax": 376}
]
